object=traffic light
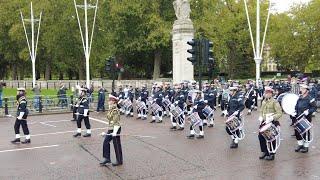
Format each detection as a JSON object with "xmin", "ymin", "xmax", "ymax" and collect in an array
[
  {"xmin": 105, "ymin": 56, "xmax": 116, "ymax": 72},
  {"xmin": 187, "ymin": 39, "xmax": 199, "ymax": 65},
  {"xmin": 202, "ymin": 39, "xmax": 214, "ymax": 65}
]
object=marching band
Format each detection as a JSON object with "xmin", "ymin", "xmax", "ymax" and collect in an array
[{"xmin": 9, "ymin": 78, "xmax": 319, "ymax": 165}]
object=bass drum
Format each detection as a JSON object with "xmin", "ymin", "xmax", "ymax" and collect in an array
[{"xmin": 281, "ymin": 93, "xmax": 299, "ymax": 115}]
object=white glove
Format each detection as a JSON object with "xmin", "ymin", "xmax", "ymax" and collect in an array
[
  {"xmin": 258, "ymin": 116, "xmax": 263, "ymax": 122},
  {"xmin": 174, "ymin": 101, "xmax": 178, "ymax": 105},
  {"xmin": 17, "ymin": 112, "xmax": 24, "ymax": 120},
  {"xmin": 100, "ymin": 132, "xmax": 106, "ymax": 136},
  {"xmin": 291, "ymin": 112, "xmax": 297, "ymax": 117},
  {"xmin": 204, "ymin": 100, "xmax": 208, "ymax": 103},
  {"xmin": 194, "ymin": 105, "xmax": 197, "ymax": 109},
  {"xmin": 170, "ymin": 104, "xmax": 175, "ymax": 109},
  {"xmin": 234, "ymin": 110, "xmax": 239, "ymax": 116},
  {"xmin": 138, "ymin": 97, "xmax": 141, "ymax": 101},
  {"xmin": 83, "ymin": 109, "xmax": 89, "ymax": 117},
  {"xmin": 303, "ymin": 109, "xmax": 309, "ymax": 116},
  {"xmin": 112, "ymin": 126, "xmax": 120, "ymax": 136},
  {"xmin": 75, "ymin": 104, "xmax": 79, "ymax": 107},
  {"xmin": 223, "ymin": 110, "xmax": 227, "ymax": 115},
  {"xmin": 265, "ymin": 115, "xmax": 273, "ymax": 124}
]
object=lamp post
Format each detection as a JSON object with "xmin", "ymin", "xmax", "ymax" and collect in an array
[{"xmin": 74, "ymin": 0, "xmax": 99, "ymax": 88}]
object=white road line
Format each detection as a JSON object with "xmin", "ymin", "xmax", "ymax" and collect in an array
[
  {"xmin": 29, "ymin": 120, "xmax": 72, "ymax": 125},
  {"xmin": 0, "ymin": 145, "xmax": 59, "ymax": 153},
  {"xmin": 20, "ymin": 127, "xmax": 108, "ymax": 138},
  {"xmin": 40, "ymin": 122, "xmax": 57, "ymax": 128}
]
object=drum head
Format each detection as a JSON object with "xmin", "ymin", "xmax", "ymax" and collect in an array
[
  {"xmin": 281, "ymin": 93, "xmax": 299, "ymax": 115},
  {"xmin": 259, "ymin": 123, "xmax": 272, "ymax": 133}
]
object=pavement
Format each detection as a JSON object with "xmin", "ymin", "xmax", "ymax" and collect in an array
[{"xmin": 1, "ymin": 108, "xmax": 320, "ymax": 180}]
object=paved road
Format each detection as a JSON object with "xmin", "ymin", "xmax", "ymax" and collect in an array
[{"xmin": 0, "ymin": 109, "xmax": 320, "ymax": 180}]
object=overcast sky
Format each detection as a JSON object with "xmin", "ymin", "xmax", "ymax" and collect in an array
[{"xmin": 273, "ymin": 0, "xmax": 311, "ymax": 12}]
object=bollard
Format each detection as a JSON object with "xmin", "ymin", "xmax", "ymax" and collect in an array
[
  {"xmin": 4, "ymin": 98, "xmax": 9, "ymax": 115},
  {"xmin": 39, "ymin": 96, "xmax": 42, "ymax": 113},
  {"xmin": 70, "ymin": 95, "xmax": 74, "ymax": 111},
  {"xmin": 47, "ymin": 81, "xmax": 48, "ymax": 89}
]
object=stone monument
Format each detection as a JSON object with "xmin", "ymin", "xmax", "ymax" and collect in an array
[{"xmin": 172, "ymin": 0, "xmax": 194, "ymax": 83}]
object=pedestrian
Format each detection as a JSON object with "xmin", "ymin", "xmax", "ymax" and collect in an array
[
  {"xmin": 0, "ymin": 82, "xmax": 5, "ymax": 107},
  {"xmin": 57, "ymin": 84, "xmax": 67, "ymax": 108},
  {"xmin": 73, "ymin": 88, "xmax": 91, "ymax": 137},
  {"xmin": 96, "ymin": 86, "xmax": 106, "ymax": 112},
  {"xmin": 258, "ymin": 86, "xmax": 282, "ymax": 161},
  {"xmin": 100, "ymin": 94, "xmax": 123, "ymax": 166},
  {"xmin": 11, "ymin": 88, "xmax": 31, "ymax": 144},
  {"xmin": 32, "ymin": 83, "xmax": 41, "ymax": 111}
]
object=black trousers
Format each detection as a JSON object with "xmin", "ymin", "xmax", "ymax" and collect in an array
[
  {"xmin": 221, "ymin": 100, "xmax": 228, "ymax": 111},
  {"xmin": 103, "ymin": 128, "xmax": 123, "ymax": 164},
  {"xmin": 14, "ymin": 119, "xmax": 30, "ymax": 135},
  {"xmin": 259, "ymin": 134, "xmax": 276, "ymax": 155},
  {"xmin": 73, "ymin": 107, "xmax": 78, "ymax": 120},
  {"xmin": 226, "ymin": 127, "xmax": 240, "ymax": 137},
  {"xmin": 245, "ymin": 99, "xmax": 254, "ymax": 109},
  {"xmin": 77, "ymin": 115, "xmax": 91, "ymax": 129}
]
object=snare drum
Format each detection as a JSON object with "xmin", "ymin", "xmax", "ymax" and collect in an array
[
  {"xmin": 162, "ymin": 99, "xmax": 172, "ymax": 109},
  {"xmin": 259, "ymin": 123, "xmax": 279, "ymax": 142},
  {"xmin": 202, "ymin": 106, "xmax": 214, "ymax": 119},
  {"xmin": 136, "ymin": 101, "xmax": 146, "ymax": 111},
  {"xmin": 293, "ymin": 117, "xmax": 312, "ymax": 135},
  {"xmin": 150, "ymin": 103, "xmax": 162, "ymax": 115},
  {"xmin": 170, "ymin": 106, "xmax": 183, "ymax": 118},
  {"xmin": 188, "ymin": 112, "xmax": 202, "ymax": 127},
  {"xmin": 225, "ymin": 115, "xmax": 241, "ymax": 132},
  {"xmin": 118, "ymin": 99, "xmax": 124, "ymax": 107},
  {"xmin": 123, "ymin": 99, "xmax": 132, "ymax": 109}
]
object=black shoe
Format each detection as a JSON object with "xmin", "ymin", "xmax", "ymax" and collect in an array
[
  {"xmin": 295, "ymin": 145, "xmax": 303, "ymax": 152},
  {"xmin": 187, "ymin": 134, "xmax": 195, "ymax": 139},
  {"xmin": 265, "ymin": 154, "xmax": 275, "ymax": 161},
  {"xmin": 83, "ymin": 133, "xmax": 91, "ymax": 137},
  {"xmin": 291, "ymin": 134, "xmax": 296, "ymax": 137},
  {"xmin": 11, "ymin": 138, "xmax": 20, "ymax": 144},
  {"xmin": 208, "ymin": 124, "xmax": 214, "ymax": 128},
  {"xmin": 230, "ymin": 141, "xmax": 238, "ymax": 149},
  {"xmin": 196, "ymin": 135, "xmax": 204, "ymax": 139},
  {"xmin": 150, "ymin": 120, "xmax": 155, "ymax": 123},
  {"xmin": 136, "ymin": 117, "xmax": 141, "ymax": 119},
  {"xmin": 203, "ymin": 123, "xmax": 207, "ymax": 127},
  {"xmin": 112, "ymin": 162, "xmax": 123, "ymax": 166},
  {"xmin": 142, "ymin": 117, "xmax": 147, "ymax": 120},
  {"xmin": 73, "ymin": 133, "xmax": 81, "ymax": 137},
  {"xmin": 130, "ymin": 115, "xmax": 134, "ymax": 117},
  {"xmin": 100, "ymin": 159, "xmax": 111, "ymax": 166},
  {"xmin": 177, "ymin": 127, "xmax": 184, "ymax": 131},
  {"xmin": 300, "ymin": 147, "xmax": 309, "ymax": 153},
  {"xmin": 21, "ymin": 139, "xmax": 31, "ymax": 144},
  {"xmin": 156, "ymin": 120, "xmax": 163, "ymax": 123},
  {"xmin": 259, "ymin": 152, "xmax": 267, "ymax": 159},
  {"xmin": 247, "ymin": 112, "xmax": 251, "ymax": 115},
  {"xmin": 220, "ymin": 113, "xmax": 224, "ymax": 117},
  {"xmin": 71, "ymin": 119, "xmax": 76, "ymax": 121},
  {"xmin": 170, "ymin": 126, "xmax": 177, "ymax": 130}
]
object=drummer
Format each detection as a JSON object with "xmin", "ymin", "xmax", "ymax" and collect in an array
[
  {"xmin": 187, "ymin": 90, "xmax": 205, "ymax": 139},
  {"xmin": 293, "ymin": 84, "xmax": 317, "ymax": 153},
  {"xmin": 225, "ymin": 84, "xmax": 245, "ymax": 149},
  {"xmin": 258, "ymin": 86, "xmax": 282, "ymax": 161}
]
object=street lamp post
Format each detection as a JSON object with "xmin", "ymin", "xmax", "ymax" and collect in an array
[
  {"xmin": 20, "ymin": 2, "xmax": 42, "ymax": 87},
  {"xmin": 74, "ymin": 0, "xmax": 99, "ymax": 88}
]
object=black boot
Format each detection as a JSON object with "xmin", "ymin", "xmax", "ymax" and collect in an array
[
  {"xmin": 265, "ymin": 154, "xmax": 275, "ymax": 161},
  {"xmin": 170, "ymin": 126, "xmax": 177, "ymax": 130},
  {"xmin": 73, "ymin": 133, "xmax": 81, "ymax": 137},
  {"xmin": 150, "ymin": 120, "xmax": 156, "ymax": 123},
  {"xmin": 208, "ymin": 124, "xmax": 214, "ymax": 128},
  {"xmin": 177, "ymin": 127, "xmax": 184, "ymax": 131},
  {"xmin": 187, "ymin": 134, "xmax": 195, "ymax": 139},
  {"xmin": 230, "ymin": 141, "xmax": 238, "ymax": 149},
  {"xmin": 21, "ymin": 139, "xmax": 31, "ymax": 144},
  {"xmin": 83, "ymin": 133, "xmax": 91, "ymax": 137},
  {"xmin": 100, "ymin": 159, "xmax": 111, "ymax": 166},
  {"xmin": 259, "ymin": 152, "xmax": 267, "ymax": 159},
  {"xmin": 196, "ymin": 135, "xmax": 204, "ymax": 139},
  {"xmin": 112, "ymin": 162, "xmax": 123, "ymax": 166},
  {"xmin": 11, "ymin": 138, "xmax": 20, "ymax": 144},
  {"xmin": 295, "ymin": 145, "xmax": 303, "ymax": 152},
  {"xmin": 300, "ymin": 147, "xmax": 309, "ymax": 153}
]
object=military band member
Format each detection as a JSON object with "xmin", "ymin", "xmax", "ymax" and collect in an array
[
  {"xmin": 137, "ymin": 84, "xmax": 148, "ymax": 120},
  {"xmin": 293, "ymin": 84, "xmax": 317, "ymax": 153},
  {"xmin": 187, "ymin": 91, "xmax": 205, "ymax": 139},
  {"xmin": 244, "ymin": 84, "xmax": 256, "ymax": 115},
  {"xmin": 117, "ymin": 85, "xmax": 125, "ymax": 114},
  {"xmin": 258, "ymin": 87, "xmax": 282, "ymax": 161},
  {"xmin": 100, "ymin": 94, "xmax": 123, "ymax": 166},
  {"xmin": 226, "ymin": 85, "xmax": 245, "ymax": 148},
  {"xmin": 125, "ymin": 86, "xmax": 134, "ymax": 117},
  {"xmin": 150, "ymin": 85, "xmax": 164, "ymax": 123},
  {"xmin": 203, "ymin": 83, "xmax": 215, "ymax": 127},
  {"xmin": 73, "ymin": 88, "xmax": 91, "ymax": 137},
  {"xmin": 171, "ymin": 85, "xmax": 185, "ymax": 130},
  {"xmin": 11, "ymin": 88, "xmax": 31, "ymax": 144}
]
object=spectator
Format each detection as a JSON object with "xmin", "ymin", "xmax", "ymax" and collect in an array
[
  {"xmin": 0, "ymin": 82, "xmax": 5, "ymax": 107},
  {"xmin": 57, "ymin": 84, "xmax": 68, "ymax": 108},
  {"xmin": 88, "ymin": 82, "xmax": 94, "ymax": 103},
  {"xmin": 32, "ymin": 84, "xmax": 41, "ymax": 111},
  {"xmin": 96, "ymin": 86, "xmax": 106, "ymax": 112}
]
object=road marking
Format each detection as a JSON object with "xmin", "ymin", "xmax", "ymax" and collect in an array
[
  {"xmin": 40, "ymin": 122, "xmax": 57, "ymax": 128},
  {"xmin": 0, "ymin": 144, "xmax": 59, "ymax": 153},
  {"xmin": 20, "ymin": 127, "xmax": 108, "ymax": 138},
  {"xmin": 29, "ymin": 120, "xmax": 72, "ymax": 125},
  {"xmin": 90, "ymin": 117, "xmax": 108, "ymax": 124}
]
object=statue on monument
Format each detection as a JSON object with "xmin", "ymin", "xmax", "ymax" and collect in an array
[{"xmin": 173, "ymin": 0, "xmax": 191, "ymax": 20}]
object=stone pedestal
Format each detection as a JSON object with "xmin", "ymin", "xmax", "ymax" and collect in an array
[{"xmin": 172, "ymin": 19, "xmax": 194, "ymax": 83}]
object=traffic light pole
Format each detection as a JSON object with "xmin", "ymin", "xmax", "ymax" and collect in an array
[{"xmin": 198, "ymin": 39, "xmax": 202, "ymax": 91}]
